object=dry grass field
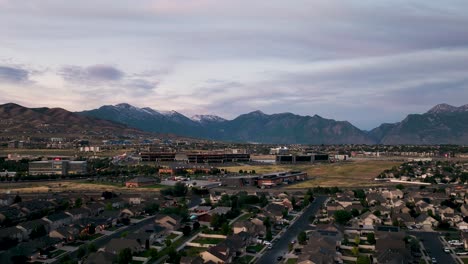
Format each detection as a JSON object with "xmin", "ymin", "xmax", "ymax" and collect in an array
[
  {"xmin": 0, "ymin": 181, "xmax": 162, "ymax": 193},
  {"xmin": 220, "ymin": 160, "xmax": 400, "ymax": 188},
  {"xmin": 0, "ymin": 148, "xmax": 130, "ymax": 157}
]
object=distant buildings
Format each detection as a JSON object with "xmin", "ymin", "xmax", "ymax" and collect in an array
[
  {"xmin": 125, "ymin": 177, "xmax": 157, "ymax": 188},
  {"xmin": 276, "ymin": 154, "xmax": 329, "ymax": 164},
  {"xmin": 140, "ymin": 152, "xmax": 250, "ymax": 163},
  {"xmin": 29, "ymin": 160, "xmax": 87, "ymax": 176},
  {"xmin": 220, "ymin": 171, "xmax": 307, "ymax": 188}
]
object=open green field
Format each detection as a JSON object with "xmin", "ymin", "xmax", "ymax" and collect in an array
[{"xmin": 220, "ymin": 160, "xmax": 400, "ymax": 188}]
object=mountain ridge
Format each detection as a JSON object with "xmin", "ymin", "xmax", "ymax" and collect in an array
[{"xmin": 2, "ymin": 102, "xmax": 467, "ymax": 144}]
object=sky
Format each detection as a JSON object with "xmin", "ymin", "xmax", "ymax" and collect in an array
[{"xmin": 1, "ymin": 0, "xmax": 468, "ymax": 130}]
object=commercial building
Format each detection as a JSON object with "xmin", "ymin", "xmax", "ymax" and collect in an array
[
  {"xmin": 276, "ymin": 154, "xmax": 329, "ymax": 164},
  {"xmin": 140, "ymin": 152, "xmax": 250, "ymax": 164},
  {"xmin": 29, "ymin": 160, "xmax": 87, "ymax": 176},
  {"xmin": 125, "ymin": 177, "xmax": 157, "ymax": 188},
  {"xmin": 220, "ymin": 171, "xmax": 307, "ymax": 188},
  {"xmin": 158, "ymin": 163, "xmax": 214, "ymax": 176}
]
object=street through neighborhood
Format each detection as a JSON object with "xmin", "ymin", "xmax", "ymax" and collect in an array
[{"xmin": 256, "ymin": 196, "xmax": 327, "ymax": 264}]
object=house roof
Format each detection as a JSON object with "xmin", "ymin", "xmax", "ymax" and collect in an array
[
  {"xmin": 45, "ymin": 212, "xmax": 71, "ymax": 222},
  {"xmin": 180, "ymin": 256, "xmax": 204, "ymax": 264},
  {"xmin": 85, "ymin": 251, "xmax": 117, "ymax": 264},
  {"xmin": 210, "ymin": 207, "xmax": 231, "ymax": 215},
  {"xmin": 104, "ymin": 238, "xmax": 140, "ymax": 253},
  {"xmin": 17, "ymin": 219, "xmax": 50, "ymax": 230}
]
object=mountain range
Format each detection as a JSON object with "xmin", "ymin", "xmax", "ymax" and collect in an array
[
  {"xmin": 1, "ymin": 102, "xmax": 467, "ymax": 144},
  {"xmin": 78, "ymin": 103, "xmax": 468, "ymax": 144},
  {"xmin": 0, "ymin": 103, "xmax": 149, "ymax": 138}
]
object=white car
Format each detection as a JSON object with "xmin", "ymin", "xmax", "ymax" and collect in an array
[
  {"xmin": 431, "ymin": 257, "xmax": 437, "ymax": 263},
  {"xmin": 444, "ymin": 247, "xmax": 450, "ymax": 253}
]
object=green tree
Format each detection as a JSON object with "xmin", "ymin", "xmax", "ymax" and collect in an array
[
  {"xmin": 351, "ymin": 246, "xmax": 359, "ymax": 256},
  {"xmin": 30, "ymin": 224, "xmax": 47, "ymax": 239},
  {"xmin": 117, "ymin": 248, "xmax": 132, "ymax": 264},
  {"xmin": 77, "ymin": 246, "xmax": 87, "ymax": 258},
  {"xmin": 396, "ymin": 184, "xmax": 405, "ymax": 190},
  {"xmin": 357, "ymin": 255, "xmax": 371, "ymax": 264},
  {"xmin": 88, "ymin": 243, "xmax": 97, "ymax": 253},
  {"xmin": 221, "ymin": 222, "xmax": 231, "ymax": 235},
  {"xmin": 298, "ymin": 231, "xmax": 307, "ymax": 245},
  {"xmin": 173, "ymin": 182, "xmax": 188, "ymax": 197},
  {"xmin": 13, "ymin": 194, "xmax": 22, "ymax": 204},
  {"xmin": 75, "ymin": 198, "xmax": 83, "ymax": 208},
  {"xmin": 354, "ymin": 236, "xmax": 360, "ymax": 245},
  {"xmin": 266, "ymin": 229, "xmax": 272, "ymax": 241},
  {"xmin": 366, "ymin": 233, "xmax": 376, "ymax": 245},
  {"xmin": 334, "ymin": 210, "xmax": 352, "ymax": 225},
  {"xmin": 149, "ymin": 248, "xmax": 158, "ymax": 258},
  {"xmin": 183, "ymin": 225, "xmax": 192, "ymax": 236}
]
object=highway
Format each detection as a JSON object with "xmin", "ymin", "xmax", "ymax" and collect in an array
[{"xmin": 256, "ymin": 196, "xmax": 327, "ymax": 264}]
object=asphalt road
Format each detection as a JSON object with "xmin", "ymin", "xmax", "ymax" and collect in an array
[
  {"xmin": 256, "ymin": 196, "xmax": 327, "ymax": 264},
  {"xmin": 411, "ymin": 232, "xmax": 456, "ymax": 264}
]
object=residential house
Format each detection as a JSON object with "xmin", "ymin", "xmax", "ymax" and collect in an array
[
  {"xmin": 233, "ymin": 220, "xmax": 266, "ymax": 237},
  {"xmin": 66, "ymin": 208, "xmax": 91, "ymax": 222},
  {"xmin": 415, "ymin": 214, "xmax": 439, "ymax": 229},
  {"xmin": 49, "ymin": 225, "xmax": 80, "ymax": 242},
  {"xmin": 180, "ymin": 256, "xmax": 204, "ymax": 264},
  {"xmin": 392, "ymin": 213, "xmax": 415, "ymax": 227},
  {"xmin": 366, "ymin": 193, "xmax": 387, "ymax": 206},
  {"xmin": 105, "ymin": 198, "xmax": 125, "ymax": 209},
  {"xmin": 210, "ymin": 207, "xmax": 232, "ymax": 216},
  {"xmin": 84, "ymin": 202, "xmax": 105, "ymax": 216},
  {"xmin": 126, "ymin": 230, "xmax": 156, "ymax": 249},
  {"xmin": 0, "ymin": 226, "xmax": 27, "ymax": 242},
  {"xmin": 104, "ymin": 238, "xmax": 142, "ymax": 255},
  {"xmin": 200, "ymin": 244, "xmax": 233, "ymax": 264},
  {"xmin": 297, "ymin": 231, "xmax": 339, "ymax": 264},
  {"xmin": 0, "ymin": 206, "xmax": 27, "ymax": 224},
  {"xmin": 84, "ymin": 251, "xmax": 117, "ymax": 264},
  {"xmin": 461, "ymin": 204, "xmax": 468, "ymax": 217},
  {"xmin": 17, "ymin": 219, "xmax": 51, "ymax": 239},
  {"xmin": 359, "ymin": 212, "xmax": 382, "ymax": 229},
  {"xmin": 42, "ymin": 212, "xmax": 72, "ymax": 230},
  {"xmin": 155, "ymin": 215, "xmax": 182, "ymax": 231},
  {"xmin": 264, "ymin": 203, "xmax": 287, "ymax": 222},
  {"xmin": 101, "ymin": 210, "xmax": 121, "ymax": 226},
  {"xmin": 375, "ymin": 231, "xmax": 412, "ymax": 264},
  {"xmin": 382, "ymin": 189, "xmax": 404, "ymax": 200},
  {"xmin": 0, "ymin": 195, "xmax": 13, "ymax": 206},
  {"xmin": 14, "ymin": 200, "xmax": 55, "ymax": 218},
  {"xmin": 457, "ymin": 221, "xmax": 468, "ymax": 231}
]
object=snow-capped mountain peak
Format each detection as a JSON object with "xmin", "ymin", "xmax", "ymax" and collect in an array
[
  {"xmin": 427, "ymin": 103, "xmax": 468, "ymax": 114},
  {"xmin": 191, "ymin": 114, "xmax": 226, "ymax": 123}
]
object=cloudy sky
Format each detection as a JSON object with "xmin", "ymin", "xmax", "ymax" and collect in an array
[{"xmin": 1, "ymin": 0, "xmax": 468, "ymax": 129}]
